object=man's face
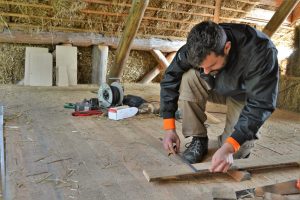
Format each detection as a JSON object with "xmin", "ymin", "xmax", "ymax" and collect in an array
[
  {"xmin": 199, "ymin": 41, "xmax": 231, "ymax": 75},
  {"xmin": 199, "ymin": 52, "xmax": 227, "ymax": 75}
]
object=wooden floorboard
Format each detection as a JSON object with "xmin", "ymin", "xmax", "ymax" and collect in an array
[{"xmin": 1, "ymin": 84, "xmax": 300, "ymax": 199}]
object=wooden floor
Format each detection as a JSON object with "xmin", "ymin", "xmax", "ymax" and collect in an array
[{"xmin": 1, "ymin": 84, "xmax": 300, "ymax": 200}]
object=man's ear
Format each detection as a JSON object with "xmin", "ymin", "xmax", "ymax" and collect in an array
[{"xmin": 224, "ymin": 41, "xmax": 231, "ymax": 55}]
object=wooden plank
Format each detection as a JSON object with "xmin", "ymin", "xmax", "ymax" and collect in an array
[
  {"xmin": 263, "ymin": 0, "xmax": 300, "ymax": 37},
  {"xmin": 0, "ymin": 105, "xmax": 5, "ymax": 199},
  {"xmin": 108, "ymin": 0, "xmax": 149, "ymax": 81},
  {"xmin": 226, "ymin": 170, "xmax": 251, "ymax": 182},
  {"xmin": 143, "ymin": 153, "xmax": 300, "ymax": 182}
]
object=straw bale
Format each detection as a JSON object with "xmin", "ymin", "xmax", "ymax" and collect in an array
[
  {"xmin": 286, "ymin": 26, "xmax": 300, "ymax": 77},
  {"xmin": 0, "ymin": 4, "xmax": 9, "ymax": 28},
  {"xmin": 277, "ymin": 76, "xmax": 300, "ymax": 112},
  {"xmin": 0, "ymin": 43, "xmax": 52, "ymax": 84},
  {"xmin": 78, "ymin": 47, "xmax": 92, "ymax": 84},
  {"xmin": 51, "ymin": 1, "xmax": 87, "ymax": 20},
  {"xmin": 107, "ymin": 49, "xmax": 157, "ymax": 83}
]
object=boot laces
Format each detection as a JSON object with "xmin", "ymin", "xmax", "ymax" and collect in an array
[{"xmin": 185, "ymin": 137, "xmax": 205, "ymax": 152}]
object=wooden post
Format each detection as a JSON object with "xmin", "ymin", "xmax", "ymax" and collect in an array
[
  {"xmin": 150, "ymin": 49, "xmax": 170, "ymax": 69},
  {"xmin": 108, "ymin": 0, "xmax": 149, "ymax": 83},
  {"xmin": 92, "ymin": 45, "xmax": 109, "ymax": 85},
  {"xmin": 139, "ymin": 52, "xmax": 176, "ymax": 84},
  {"xmin": 263, "ymin": 0, "xmax": 300, "ymax": 37},
  {"xmin": 213, "ymin": 0, "xmax": 222, "ymax": 23}
]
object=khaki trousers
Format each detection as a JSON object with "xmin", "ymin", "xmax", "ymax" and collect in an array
[{"xmin": 179, "ymin": 69, "xmax": 254, "ymax": 158}]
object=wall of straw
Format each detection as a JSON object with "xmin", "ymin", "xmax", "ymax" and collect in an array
[{"xmin": 0, "ymin": 43, "xmax": 157, "ymax": 84}]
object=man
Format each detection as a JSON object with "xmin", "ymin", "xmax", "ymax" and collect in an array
[{"xmin": 160, "ymin": 21, "xmax": 279, "ymax": 173}]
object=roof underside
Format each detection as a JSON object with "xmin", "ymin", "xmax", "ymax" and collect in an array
[{"xmin": 0, "ymin": 0, "xmax": 295, "ymax": 47}]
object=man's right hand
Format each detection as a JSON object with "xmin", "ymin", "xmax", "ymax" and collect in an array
[{"xmin": 163, "ymin": 129, "xmax": 181, "ymax": 155}]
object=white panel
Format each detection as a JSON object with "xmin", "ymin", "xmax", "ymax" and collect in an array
[
  {"xmin": 56, "ymin": 46, "xmax": 77, "ymax": 86},
  {"xmin": 29, "ymin": 53, "xmax": 53, "ymax": 86},
  {"xmin": 24, "ymin": 47, "xmax": 48, "ymax": 85}
]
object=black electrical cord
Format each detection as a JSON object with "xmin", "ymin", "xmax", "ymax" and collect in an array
[{"xmin": 110, "ymin": 85, "xmax": 121, "ymax": 106}]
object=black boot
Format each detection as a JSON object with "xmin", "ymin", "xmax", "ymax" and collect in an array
[{"xmin": 183, "ymin": 137, "xmax": 208, "ymax": 164}]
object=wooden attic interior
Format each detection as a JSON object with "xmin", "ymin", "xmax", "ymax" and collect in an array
[{"xmin": 0, "ymin": 0, "xmax": 300, "ymax": 200}]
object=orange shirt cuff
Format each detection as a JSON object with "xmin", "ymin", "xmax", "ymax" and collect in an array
[
  {"xmin": 163, "ymin": 118, "xmax": 176, "ymax": 130},
  {"xmin": 226, "ymin": 137, "xmax": 240, "ymax": 153}
]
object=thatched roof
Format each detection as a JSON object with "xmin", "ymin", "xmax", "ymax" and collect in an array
[{"xmin": 0, "ymin": 1, "xmax": 292, "ymax": 35}]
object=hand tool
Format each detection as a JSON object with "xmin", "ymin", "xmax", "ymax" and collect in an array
[
  {"xmin": 236, "ymin": 179, "xmax": 300, "ymax": 199},
  {"xmin": 72, "ymin": 110, "xmax": 102, "ymax": 117},
  {"xmin": 74, "ymin": 98, "xmax": 100, "ymax": 111},
  {"xmin": 158, "ymin": 138, "xmax": 198, "ymax": 172},
  {"xmin": 64, "ymin": 103, "xmax": 75, "ymax": 109}
]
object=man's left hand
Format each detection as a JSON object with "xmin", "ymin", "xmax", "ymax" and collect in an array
[{"xmin": 210, "ymin": 143, "xmax": 235, "ymax": 173}]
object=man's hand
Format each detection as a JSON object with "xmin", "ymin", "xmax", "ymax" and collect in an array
[
  {"xmin": 210, "ymin": 143, "xmax": 234, "ymax": 173},
  {"xmin": 163, "ymin": 129, "xmax": 180, "ymax": 155}
]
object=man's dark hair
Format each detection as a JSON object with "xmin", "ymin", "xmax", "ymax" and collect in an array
[{"xmin": 187, "ymin": 21, "xmax": 227, "ymax": 67}]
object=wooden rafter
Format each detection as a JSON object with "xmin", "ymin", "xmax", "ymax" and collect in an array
[
  {"xmin": 0, "ymin": 0, "xmax": 294, "ymax": 41},
  {"xmin": 263, "ymin": 0, "xmax": 300, "ymax": 37},
  {"xmin": 108, "ymin": 0, "xmax": 149, "ymax": 82},
  {"xmin": 213, "ymin": 0, "xmax": 222, "ymax": 23}
]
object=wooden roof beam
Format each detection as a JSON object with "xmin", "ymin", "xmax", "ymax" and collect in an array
[
  {"xmin": 0, "ymin": 30, "xmax": 185, "ymax": 51},
  {"xmin": 108, "ymin": 0, "xmax": 149, "ymax": 82},
  {"xmin": 213, "ymin": 0, "xmax": 222, "ymax": 23},
  {"xmin": 263, "ymin": 0, "xmax": 300, "ymax": 37}
]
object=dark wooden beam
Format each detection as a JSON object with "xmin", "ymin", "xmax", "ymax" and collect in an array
[
  {"xmin": 108, "ymin": 0, "xmax": 149, "ymax": 82},
  {"xmin": 263, "ymin": 0, "xmax": 300, "ymax": 37}
]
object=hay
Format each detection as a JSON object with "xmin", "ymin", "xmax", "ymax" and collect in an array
[
  {"xmin": 77, "ymin": 47, "xmax": 92, "ymax": 84},
  {"xmin": 0, "ymin": 43, "xmax": 51, "ymax": 84},
  {"xmin": 0, "ymin": 0, "xmax": 285, "ymax": 40},
  {"xmin": 286, "ymin": 26, "xmax": 300, "ymax": 77},
  {"xmin": 107, "ymin": 49, "xmax": 157, "ymax": 83},
  {"xmin": 277, "ymin": 76, "xmax": 300, "ymax": 112},
  {"xmin": 51, "ymin": 1, "xmax": 87, "ymax": 20},
  {"xmin": 0, "ymin": 43, "xmax": 25, "ymax": 84}
]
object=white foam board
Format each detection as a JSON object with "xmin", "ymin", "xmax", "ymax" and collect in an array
[
  {"xmin": 29, "ymin": 53, "xmax": 53, "ymax": 86},
  {"xmin": 56, "ymin": 46, "xmax": 77, "ymax": 86},
  {"xmin": 25, "ymin": 47, "xmax": 48, "ymax": 85}
]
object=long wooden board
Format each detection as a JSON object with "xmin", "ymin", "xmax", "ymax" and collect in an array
[
  {"xmin": 143, "ymin": 153, "xmax": 300, "ymax": 182},
  {"xmin": 0, "ymin": 105, "xmax": 5, "ymax": 198}
]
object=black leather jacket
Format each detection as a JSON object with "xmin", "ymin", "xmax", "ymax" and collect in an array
[{"xmin": 160, "ymin": 23, "xmax": 279, "ymax": 145}]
